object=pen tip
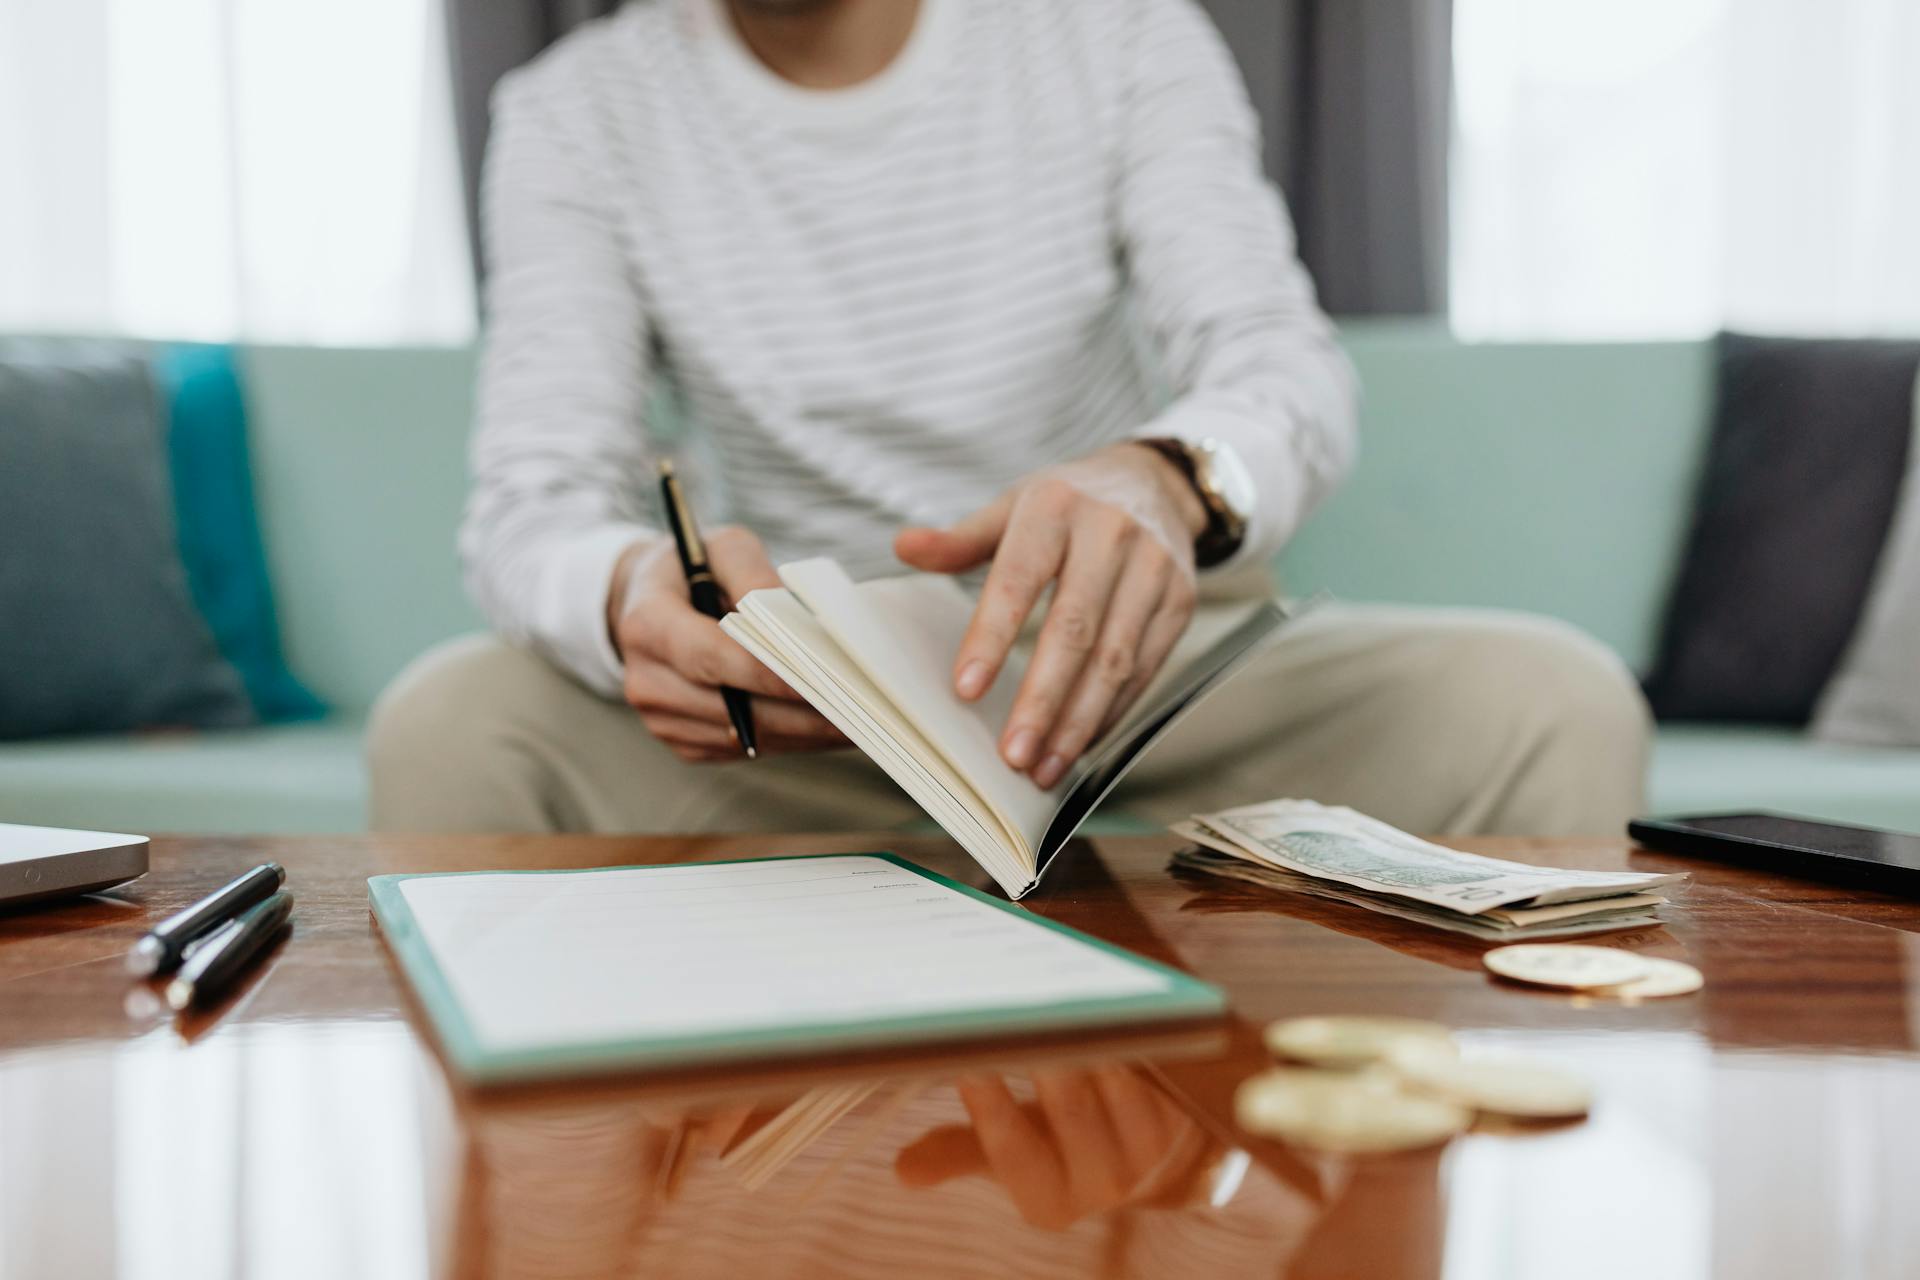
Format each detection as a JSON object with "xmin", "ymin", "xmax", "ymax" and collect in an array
[
  {"xmin": 658, "ymin": 457, "xmax": 675, "ymax": 477},
  {"xmin": 745, "ymin": 746, "xmax": 758, "ymax": 759}
]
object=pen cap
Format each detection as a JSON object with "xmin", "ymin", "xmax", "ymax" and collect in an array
[{"xmin": 658, "ymin": 459, "xmax": 708, "ymax": 566}]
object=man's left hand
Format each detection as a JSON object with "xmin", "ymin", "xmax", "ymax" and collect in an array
[{"xmin": 894, "ymin": 442, "xmax": 1206, "ymax": 788}]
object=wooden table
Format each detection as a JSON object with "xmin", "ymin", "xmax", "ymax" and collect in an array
[{"xmin": 3, "ymin": 833, "xmax": 1918, "ymax": 1280}]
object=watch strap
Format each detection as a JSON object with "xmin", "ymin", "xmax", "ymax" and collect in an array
[{"xmin": 1135, "ymin": 437, "xmax": 1244, "ymax": 569}]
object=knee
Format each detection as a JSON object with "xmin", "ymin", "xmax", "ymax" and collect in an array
[
  {"xmin": 1429, "ymin": 613, "xmax": 1653, "ymax": 821},
  {"xmin": 1434, "ymin": 614, "xmax": 1651, "ymax": 759},
  {"xmin": 368, "ymin": 635, "xmax": 510, "ymax": 775},
  {"xmin": 366, "ymin": 634, "xmax": 571, "ymax": 831}
]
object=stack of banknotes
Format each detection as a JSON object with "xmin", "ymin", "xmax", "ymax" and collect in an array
[{"xmin": 1171, "ymin": 800, "xmax": 1686, "ymax": 940}]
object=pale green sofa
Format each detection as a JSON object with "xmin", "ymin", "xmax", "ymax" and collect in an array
[{"xmin": 6, "ymin": 324, "xmax": 1919, "ymax": 834}]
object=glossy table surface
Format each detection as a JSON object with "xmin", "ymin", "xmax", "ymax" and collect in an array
[{"xmin": 3, "ymin": 832, "xmax": 1918, "ymax": 1280}]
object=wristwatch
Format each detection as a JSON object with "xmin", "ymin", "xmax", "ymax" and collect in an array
[{"xmin": 1136, "ymin": 436, "xmax": 1255, "ymax": 569}]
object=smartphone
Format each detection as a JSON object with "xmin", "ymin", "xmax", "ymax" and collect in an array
[{"xmin": 1628, "ymin": 811, "xmax": 1920, "ymax": 894}]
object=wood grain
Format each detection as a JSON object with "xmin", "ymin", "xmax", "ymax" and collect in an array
[{"xmin": 1, "ymin": 832, "xmax": 1916, "ymax": 1278}]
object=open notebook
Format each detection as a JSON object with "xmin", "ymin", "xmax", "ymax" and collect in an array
[{"xmin": 721, "ymin": 559, "xmax": 1290, "ymax": 899}]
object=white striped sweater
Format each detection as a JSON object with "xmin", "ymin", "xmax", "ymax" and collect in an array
[{"xmin": 462, "ymin": 0, "xmax": 1358, "ymax": 696}]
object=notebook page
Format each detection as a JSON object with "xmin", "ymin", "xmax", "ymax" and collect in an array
[
  {"xmin": 722, "ymin": 594, "xmax": 1024, "ymax": 887},
  {"xmin": 776, "ymin": 560, "xmax": 1062, "ymax": 859},
  {"xmin": 395, "ymin": 856, "xmax": 1169, "ymax": 1055}
]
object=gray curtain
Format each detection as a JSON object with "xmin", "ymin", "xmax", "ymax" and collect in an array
[
  {"xmin": 445, "ymin": 0, "xmax": 1451, "ymax": 315},
  {"xmin": 1198, "ymin": 0, "xmax": 1452, "ymax": 316},
  {"xmin": 444, "ymin": 0, "xmax": 621, "ymax": 279}
]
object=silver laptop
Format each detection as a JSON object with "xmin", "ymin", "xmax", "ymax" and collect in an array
[{"xmin": 0, "ymin": 824, "xmax": 148, "ymax": 906}]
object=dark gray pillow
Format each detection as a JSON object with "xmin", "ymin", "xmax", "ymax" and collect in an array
[
  {"xmin": 0, "ymin": 344, "xmax": 255, "ymax": 739},
  {"xmin": 1643, "ymin": 332, "xmax": 1920, "ymax": 723}
]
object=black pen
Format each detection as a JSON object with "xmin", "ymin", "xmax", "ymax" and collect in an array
[
  {"xmin": 126, "ymin": 862, "xmax": 285, "ymax": 977},
  {"xmin": 164, "ymin": 891, "xmax": 293, "ymax": 1011},
  {"xmin": 658, "ymin": 459, "xmax": 758, "ymax": 758}
]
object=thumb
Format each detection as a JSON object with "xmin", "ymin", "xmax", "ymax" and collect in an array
[{"xmin": 895, "ymin": 494, "xmax": 1013, "ymax": 574}]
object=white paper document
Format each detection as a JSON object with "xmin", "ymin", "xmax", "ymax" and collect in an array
[{"xmin": 393, "ymin": 855, "xmax": 1174, "ymax": 1056}]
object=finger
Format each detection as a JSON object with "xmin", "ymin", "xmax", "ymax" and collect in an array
[
  {"xmin": 1035, "ymin": 540, "xmax": 1172, "ymax": 784},
  {"xmin": 630, "ymin": 665, "xmax": 844, "ymax": 742},
  {"xmin": 641, "ymin": 712, "xmax": 737, "ymax": 752},
  {"xmin": 894, "ymin": 1124, "xmax": 990, "ymax": 1187},
  {"xmin": 642, "ymin": 713, "xmax": 845, "ymax": 756},
  {"xmin": 1090, "ymin": 1066, "xmax": 1180, "ymax": 1181},
  {"xmin": 662, "ymin": 742, "xmax": 739, "ymax": 764},
  {"xmin": 1136, "ymin": 1127, "xmax": 1218, "ymax": 1208},
  {"xmin": 641, "ymin": 712, "xmax": 845, "ymax": 756},
  {"xmin": 650, "ymin": 605, "xmax": 800, "ymax": 700},
  {"xmin": 704, "ymin": 526, "xmax": 783, "ymax": 600},
  {"xmin": 893, "ymin": 492, "xmax": 1014, "ymax": 575},
  {"xmin": 1105, "ymin": 585, "xmax": 1195, "ymax": 731},
  {"xmin": 1001, "ymin": 505, "xmax": 1131, "ymax": 775},
  {"xmin": 1032, "ymin": 1072, "xmax": 1132, "ymax": 1208},
  {"xmin": 950, "ymin": 488, "xmax": 1073, "ymax": 704},
  {"xmin": 955, "ymin": 1076, "xmax": 1073, "ymax": 1229}
]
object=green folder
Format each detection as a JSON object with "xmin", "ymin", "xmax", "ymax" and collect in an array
[{"xmin": 370, "ymin": 852, "xmax": 1225, "ymax": 1084}]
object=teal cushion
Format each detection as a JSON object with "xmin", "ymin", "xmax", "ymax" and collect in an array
[
  {"xmin": 157, "ymin": 345, "xmax": 325, "ymax": 723},
  {"xmin": 0, "ymin": 718, "xmax": 369, "ymax": 834},
  {"xmin": 1282, "ymin": 325, "xmax": 1716, "ymax": 672},
  {"xmin": 1649, "ymin": 724, "xmax": 1920, "ymax": 834},
  {"xmin": 241, "ymin": 345, "xmax": 482, "ymax": 712}
]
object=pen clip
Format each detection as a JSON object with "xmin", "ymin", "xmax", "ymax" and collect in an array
[{"xmin": 659, "ymin": 459, "xmax": 708, "ymax": 568}]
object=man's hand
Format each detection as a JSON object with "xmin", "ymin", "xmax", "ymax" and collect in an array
[
  {"xmin": 894, "ymin": 1068, "xmax": 1216, "ymax": 1230},
  {"xmin": 895, "ymin": 443, "xmax": 1206, "ymax": 788},
  {"xmin": 607, "ymin": 527, "xmax": 846, "ymax": 761}
]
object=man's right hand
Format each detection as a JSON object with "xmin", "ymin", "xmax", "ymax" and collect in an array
[{"xmin": 606, "ymin": 528, "xmax": 846, "ymax": 761}]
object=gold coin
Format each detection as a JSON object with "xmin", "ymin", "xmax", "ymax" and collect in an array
[
  {"xmin": 1483, "ymin": 944, "xmax": 1652, "ymax": 990},
  {"xmin": 1235, "ymin": 1067, "xmax": 1470, "ymax": 1154},
  {"xmin": 1603, "ymin": 956, "xmax": 1703, "ymax": 1000},
  {"xmin": 1387, "ymin": 1045, "xmax": 1592, "ymax": 1119},
  {"xmin": 1265, "ymin": 1016, "xmax": 1458, "ymax": 1069}
]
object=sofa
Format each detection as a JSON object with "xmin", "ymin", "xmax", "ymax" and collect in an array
[{"xmin": 6, "ymin": 322, "xmax": 1918, "ymax": 835}]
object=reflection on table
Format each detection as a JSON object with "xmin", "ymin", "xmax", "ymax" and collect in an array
[{"xmin": 451, "ymin": 1041, "xmax": 1444, "ymax": 1280}]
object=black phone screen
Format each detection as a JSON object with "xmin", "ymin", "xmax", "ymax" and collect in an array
[{"xmin": 1666, "ymin": 813, "xmax": 1920, "ymax": 874}]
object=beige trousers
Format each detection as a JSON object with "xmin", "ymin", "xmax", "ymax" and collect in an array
[{"xmin": 367, "ymin": 599, "xmax": 1650, "ymax": 838}]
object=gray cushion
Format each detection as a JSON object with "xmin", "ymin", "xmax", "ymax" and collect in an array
[
  {"xmin": 1812, "ymin": 377, "xmax": 1920, "ymax": 746},
  {"xmin": 1643, "ymin": 333, "xmax": 1920, "ymax": 723},
  {"xmin": 0, "ymin": 343, "xmax": 255, "ymax": 738}
]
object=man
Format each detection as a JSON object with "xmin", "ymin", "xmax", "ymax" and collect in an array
[{"xmin": 370, "ymin": 0, "xmax": 1649, "ymax": 836}]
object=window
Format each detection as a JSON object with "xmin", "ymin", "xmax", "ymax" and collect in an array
[
  {"xmin": 1451, "ymin": 0, "xmax": 1920, "ymax": 340},
  {"xmin": 0, "ymin": 0, "xmax": 475, "ymax": 346}
]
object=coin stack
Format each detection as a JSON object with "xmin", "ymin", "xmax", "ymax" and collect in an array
[
  {"xmin": 1235, "ymin": 1016, "xmax": 1594, "ymax": 1154},
  {"xmin": 1480, "ymin": 943, "xmax": 1704, "ymax": 1002}
]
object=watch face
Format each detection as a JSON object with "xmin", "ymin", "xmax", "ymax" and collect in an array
[{"xmin": 1196, "ymin": 437, "xmax": 1256, "ymax": 528}]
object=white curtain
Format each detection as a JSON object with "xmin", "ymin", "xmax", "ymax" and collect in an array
[
  {"xmin": 1451, "ymin": 0, "xmax": 1920, "ymax": 340},
  {"xmin": 0, "ymin": 0, "xmax": 475, "ymax": 346}
]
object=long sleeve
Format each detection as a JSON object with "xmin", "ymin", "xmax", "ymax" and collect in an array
[
  {"xmin": 1114, "ymin": 0, "xmax": 1360, "ymax": 571},
  {"xmin": 459, "ymin": 69, "xmax": 657, "ymax": 698}
]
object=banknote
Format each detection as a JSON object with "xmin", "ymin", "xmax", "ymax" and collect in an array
[
  {"xmin": 1169, "ymin": 843, "xmax": 1665, "ymax": 939},
  {"xmin": 1184, "ymin": 800, "xmax": 1684, "ymax": 917}
]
